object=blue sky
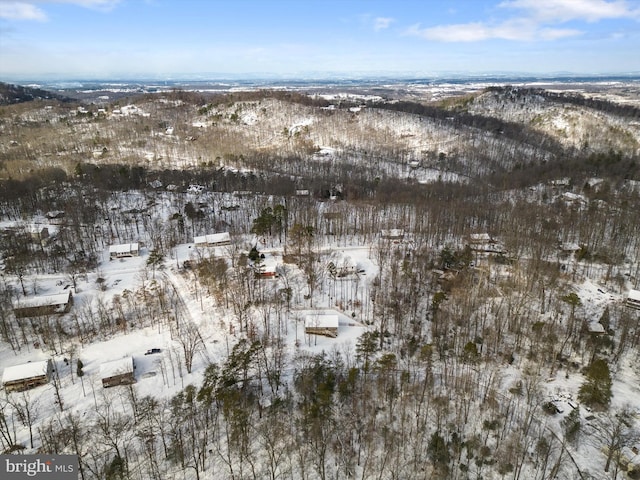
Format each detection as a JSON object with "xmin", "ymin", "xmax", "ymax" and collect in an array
[{"xmin": 1, "ymin": 0, "xmax": 639, "ymax": 80}]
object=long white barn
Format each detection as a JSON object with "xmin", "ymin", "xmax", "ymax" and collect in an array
[
  {"xmin": 109, "ymin": 243, "xmax": 139, "ymax": 259},
  {"xmin": 194, "ymin": 232, "xmax": 231, "ymax": 247}
]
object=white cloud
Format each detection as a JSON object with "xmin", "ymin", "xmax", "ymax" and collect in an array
[
  {"xmin": 373, "ymin": 16, "xmax": 394, "ymax": 31},
  {"xmin": 405, "ymin": 0, "xmax": 637, "ymax": 43},
  {"xmin": 0, "ymin": 0, "xmax": 121, "ymax": 20},
  {"xmin": 406, "ymin": 18, "xmax": 582, "ymax": 42},
  {"xmin": 0, "ymin": 2, "xmax": 47, "ymax": 21},
  {"xmin": 57, "ymin": 0, "xmax": 121, "ymax": 11},
  {"xmin": 499, "ymin": 0, "xmax": 640, "ymax": 23},
  {"xmin": 538, "ymin": 27, "xmax": 584, "ymax": 40}
]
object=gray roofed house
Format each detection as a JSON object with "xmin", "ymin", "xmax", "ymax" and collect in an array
[
  {"xmin": 305, "ymin": 314, "xmax": 339, "ymax": 338},
  {"xmin": 100, "ymin": 357, "xmax": 135, "ymax": 388}
]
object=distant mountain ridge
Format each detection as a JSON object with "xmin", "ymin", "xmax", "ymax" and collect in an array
[{"xmin": 0, "ymin": 82, "xmax": 72, "ymax": 106}]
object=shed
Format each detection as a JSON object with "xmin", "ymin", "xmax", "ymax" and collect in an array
[
  {"xmin": 2, "ymin": 359, "xmax": 53, "ymax": 392},
  {"xmin": 100, "ymin": 357, "xmax": 135, "ymax": 388},
  {"xmin": 305, "ymin": 314, "xmax": 339, "ymax": 338},
  {"xmin": 194, "ymin": 232, "xmax": 231, "ymax": 247},
  {"xmin": 626, "ymin": 289, "xmax": 640, "ymax": 310},
  {"xmin": 587, "ymin": 322, "xmax": 606, "ymax": 335},
  {"xmin": 13, "ymin": 291, "xmax": 73, "ymax": 318},
  {"xmin": 109, "ymin": 243, "xmax": 139, "ymax": 259}
]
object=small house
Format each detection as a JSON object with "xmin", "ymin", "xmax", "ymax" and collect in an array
[
  {"xmin": 13, "ymin": 291, "xmax": 73, "ymax": 318},
  {"xmin": 28, "ymin": 225, "xmax": 49, "ymax": 242},
  {"xmin": 470, "ymin": 233, "xmax": 492, "ymax": 244},
  {"xmin": 620, "ymin": 445, "xmax": 640, "ymax": 474},
  {"xmin": 109, "ymin": 243, "xmax": 139, "ymax": 259},
  {"xmin": 46, "ymin": 210, "xmax": 66, "ymax": 225},
  {"xmin": 381, "ymin": 229, "xmax": 405, "ymax": 241},
  {"xmin": 323, "ymin": 211, "xmax": 343, "ymax": 234},
  {"xmin": 100, "ymin": 357, "xmax": 135, "ymax": 388},
  {"xmin": 626, "ymin": 289, "xmax": 640, "ymax": 310},
  {"xmin": 559, "ymin": 242, "xmax": 581, "ymax": 255},
  {"xmin": 305, "ymin": 314, "xmax": 339, "ymax": 338},
  {"xmin": 255, "ymin": 256, "xmax": 278, "ymax": 278},
  {"xmin": 587, "ymin": 322, "xmax": 606, "ymax": 335},
  {"xmin": 469, "ymin": 233, "xmax": 505, "ymax": 254},
  {"xmin": 194, "ymin": 232, "xmax": 231, "ymax": 247},
  {"xmin": 2, "ymin": 359, "xmax": 53, "ymax": 392}
]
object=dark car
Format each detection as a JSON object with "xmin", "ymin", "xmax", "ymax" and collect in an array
[{"xmin": 144, "ymin": 348, "xmax": 161, "ymax": 355}]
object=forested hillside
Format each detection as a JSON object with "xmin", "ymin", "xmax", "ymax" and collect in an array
[
  {"xmin": 0, "ymin": 84, "xmax": 639, "ymax": 480},
  {"xmin": 0, "ymin": 82, "xmax": 71, "ymax": 106}
]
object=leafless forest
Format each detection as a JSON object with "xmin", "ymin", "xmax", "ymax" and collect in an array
[{"xmin": 0, "ymin": 82, "xmax": 639, "ymax": 480}]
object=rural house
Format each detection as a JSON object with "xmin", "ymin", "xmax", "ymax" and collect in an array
[
  {"xmin": 45, "ymin": 210, "xmax": 66, "ymax": 225},
  {"xmin": 305, "ymin": 314, "xmax": 339, "ymax": 338},
  {"xmin": 194, "ymin": 232, "xmax": 231, "ymax": 247},
  {"xmin": 100, "ymin": 357, "xmax": 135, "ymax": 388},
  {"xmin": 254, "ymin": 255, "xmax": 279, "ymax": 278},
  {"xmin": 13, "ymin": 291, "xmax": 73, "ymax": 318},
  {"xmin": 109, "ymin": 242, "xmax": 139, "ymax": 259},
  {"xmin": 626, "ymin": 289, "xmax": 640, "ymax": 310},
  {"xmin": 381, "ymin": 229, "xmax": 405, "ymax": 241},
  {"xmin": 469, "ymin": 233, "xmax": 505, "ymax": 254},
  {"xmin": 619, "ymin": 445, "xmax": 640, "ymax": 476},
  {"xmin": 2, "ymin": 359, "xmax": 53, "ymax": 392},
  {"xmin": 28, "ymin": 225, "xmax": 50, "ymax": 242}
]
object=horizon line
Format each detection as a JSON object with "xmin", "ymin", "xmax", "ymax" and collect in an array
[{"xmin": 3, "ymin": 71, "xmax": 640, "ymax": 84}]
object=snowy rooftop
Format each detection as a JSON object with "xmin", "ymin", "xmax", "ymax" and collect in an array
[
  {"xmin": 15, "ymin": 291, "xmax": 71, "ymax": 309},
  {"xmin": 381, "ymin": 229, "xmax": 404, "ymax": 238},
  {"xmin": 194, "ymin": 232, "xmax": 230, "ymax": 245},
  {"xmin": 99, "ymin": 357, "xmax": 134, "ymax": 378},
  {"xmin": 259, "ymin": 256, "xmax": 279, "ymax": 274},
  {"xmin": 470, "ymin": 233, "xmax": 492, "ymax": 242},
  {"xmin": 588, "ymin": 322, "xmax": 605, "ymax": 334},
  {"xmin": 109, "ymin": 243, "xmax": 139, "ymax": 254},
  {"xmin": 305, "ymin": 314, "xmax": 339, "ymax": 329},
  {"xmin": 2, "ymin": 360, "xmax": 50, "ymax": 383}
]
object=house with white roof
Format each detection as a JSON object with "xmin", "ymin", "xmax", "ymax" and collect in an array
[
  {"xmin": 626, "ymin": 289, "xmax": 640, "ymax": 310},
  {"xmin": 2, "ymin": 359, "xmax": 53, "ymax": 392},
  {"xmin": 194, "ymin": 232, "xmax": 231, "ymax": 247},
  {"xmin": 109, "ymin": 242, "xmax": 139, "ymax": 259},
  {"xmin": 254, "ymin": 255, "xmax": 279, "ymax": 278},
  {"xmin": 13, "ymin": 291, "xmax": 73, "ymax": 318},
  {"xmin": 469, "ymin": 233, "xmax": 506, "ymax": 254}
]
